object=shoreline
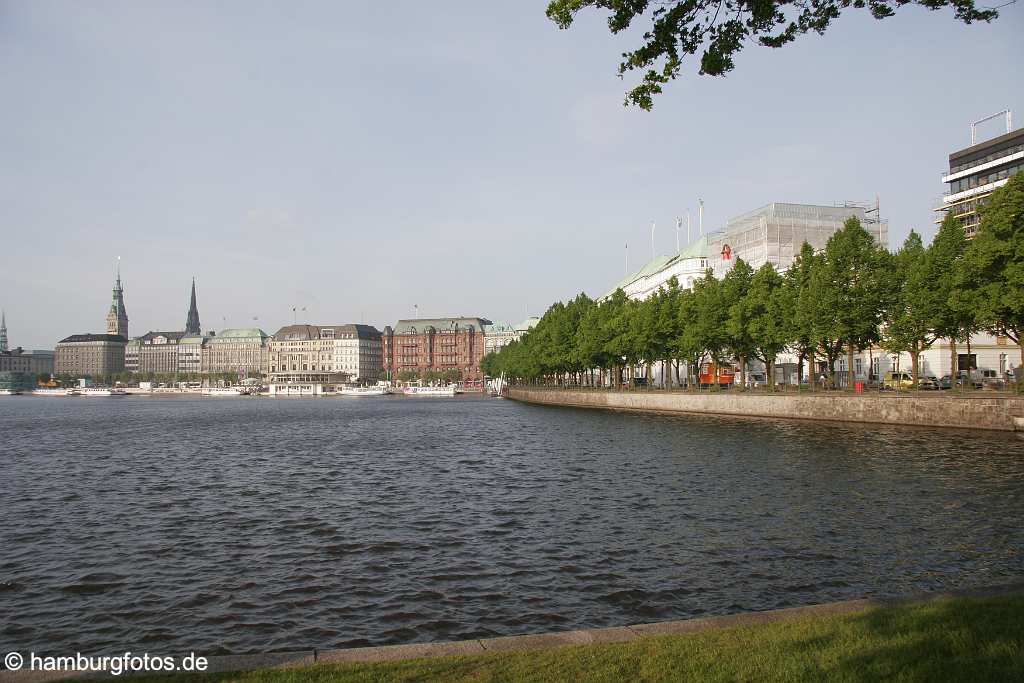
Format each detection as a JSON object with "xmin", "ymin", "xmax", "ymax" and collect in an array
[
  {"xmin": 507, "ymin": 387, "xmax": 1024, "ymax": 433},
  {"xmin": 2, "ymin": 583, "xmax": 1021, "ymax": 681}
]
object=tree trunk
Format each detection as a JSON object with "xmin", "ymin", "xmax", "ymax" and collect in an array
[
  {"xmin": 910, "ymin": 341, "xmax": 920, "ymax": 387},
  {"xmin": 950, "ymin": 338, "xmax": 958, "ymax": 381},
  {"xmin": 846, "ymin": 343, "xmax": 855, "ymax": 392}
]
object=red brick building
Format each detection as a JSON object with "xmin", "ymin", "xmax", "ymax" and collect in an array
[{"xmin": 382, "ymin": 317, "xmax": 491, "ymax": 382}]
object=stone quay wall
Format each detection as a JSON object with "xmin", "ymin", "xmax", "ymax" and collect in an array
[{"xmin": 507, "ymin": 388, "xmax": 1024, "ymax": 432}]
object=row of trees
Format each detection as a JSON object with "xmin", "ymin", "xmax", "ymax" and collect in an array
[{"xmin": 483, "ymin": 174, "xmax": 1024, "ymax": 389}]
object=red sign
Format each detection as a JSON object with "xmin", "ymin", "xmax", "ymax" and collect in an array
[{"xmin": 721, "ymin": 244, "xmax": 732, "ymax": 260}]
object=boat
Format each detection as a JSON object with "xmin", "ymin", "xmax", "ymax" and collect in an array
[
  {"xmin": 0, "ymin": 389, "xmax": 21, "ymax": 396},
  {"xmin": 402, "ymin": 384, "xmax": 457, "ymax": 397},
  {"xmin": 203, "ymin": 387, "xmax": 246, "ymax": 396},
  {"xmin": 32, "ymin": 388, "xmax": 81, "ymax": 397},
  {"xmin": 82, "ymin": 388, "xmax": 127, "ymax": 397},
  {"xmin": 339, "ymin": 386, "xmax": 391, "ymax": 396}
]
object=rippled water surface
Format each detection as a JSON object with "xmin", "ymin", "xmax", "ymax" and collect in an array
[{"xmin": 2, "ymin": 395, "xmax": 1022, "ymax": 654}]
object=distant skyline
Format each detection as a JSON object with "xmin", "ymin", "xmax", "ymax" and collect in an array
[{"xmin": 2, "ymin": 1, "xmax": 1022, "ymax": 349}]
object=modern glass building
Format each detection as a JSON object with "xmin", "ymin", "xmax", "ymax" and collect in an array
[{"xmin": 938, "ymin": 125, "xmax": 1024, "ymax": 237}]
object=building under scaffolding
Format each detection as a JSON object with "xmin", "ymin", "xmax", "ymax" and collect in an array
[{"xmin": 707, "ymin": 202, "xmax": 888, "ymax": 278}]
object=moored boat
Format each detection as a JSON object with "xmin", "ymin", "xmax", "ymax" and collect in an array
[
  {"xmin": 203, "ymin": 387, "xmax": 246, "ymax": 396},
  {"xmin": 82, "ymin": 387, "xmax": 127, "ymax": 397},
  {"xmin": 339, "ymin": 385, "xmax": 391, "ymax": 396},
  {"xmin": 402, "ymin": 384, "xmax": 457, "ymax": 397},
  {"xmin": 32, "ymin": 388, "xmax": 81, "ymax": 397}
]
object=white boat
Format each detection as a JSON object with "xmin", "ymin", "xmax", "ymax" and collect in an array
[
  {"xmin": 203, "ymin": 387, "xmax": 246, "ymax": 396},
  {"xmin": 82, "ymin": 388, "xmax": 127, "ymax": 397},
  {"xmin": 402, "ymin": 384, "xmax": 457, "ymax": 397},
  {"xmin": 0, "ymin": 389, "xmax": 21, "ymax": 396},
  {"xmin": 339, "ymin": 386, "xmax": 391, "ymax": 396},
  {"xmin": 32, "ymin": 388, "xmax": 81, "ymax": 397}
]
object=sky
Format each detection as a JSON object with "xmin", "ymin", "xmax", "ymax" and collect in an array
[{"xmin": 2, "ymin": 1, "xmax": 1022, "ymax": 349}]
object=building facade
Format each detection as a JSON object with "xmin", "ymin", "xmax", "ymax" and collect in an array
[
  {"xmin": 708, "ymin": 202, "xmax": 888, "ymax": 279},
  {"xmin": 53, "ymin": 271, "xmax": 127, "ymax": 378},
  {"xmin": 202, "ymin": 328, "xmax": 270, "ymax": 376},
  {"xmin": 54, "ymin": 334, "xmax": 127, "ymax": 377},
  {"xmin": 382, "ymin": 318, "xmax": 490, "ymax": 382},
  {"xmin": 0, "ymin": 348, "xmax": 54, "ymax": 375},
  {"xmin": 938, "ymin": 123, "xmax": 1024, "ymax": 237},
  {"xmin": 135, "ymin": 331, "xmax": 186, "ymax": 374},
  {"xmin": 268, "ymin": 324, "xmax": 382, "ymax": 384},
  {"xmin": 484, "ymin": 317, "xmax": 541, "ymax": 354}
]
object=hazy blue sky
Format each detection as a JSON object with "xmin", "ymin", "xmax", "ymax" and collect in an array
[{"xmin": 2, "ymin": 1, "xmax": 1022, "ymax": 348}]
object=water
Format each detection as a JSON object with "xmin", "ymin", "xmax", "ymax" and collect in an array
[{"xmin": 1, "ymin": 395, "xmax": 1022, "ymax": 655}]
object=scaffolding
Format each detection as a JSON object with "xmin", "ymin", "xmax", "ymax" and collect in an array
[{"xmin": 708, "ymin": 202, "xmax": 888, "ymax": 278}]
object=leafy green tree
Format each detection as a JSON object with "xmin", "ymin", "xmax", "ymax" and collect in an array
[
  {"xmin": 959, "ymin": 172, "xmax": 1024, "ymax": 366},
  {"xmin": 811, "ymin": 217, "xmax": 888, "ymax": 388},
  {"xmin": 723, "ymin": 258, "xmax": 755, "ymax": 388},
  {"xmin": 739, "ymin": 263, "xmax": 789, "ymax": 390},
  {"xmin": 783, "ymin": 242, "xmax": 818, "ymax": 386},
  {"xmin": 687, "ymin": 271, "xmax": 729, "ymax": 387},
  {"xmin": 881, "ymin": 230, "xmax": 938, "ymax": 384},
  {"xmin": 546, "ymin": 0, "xmax": 999, "ymax": 109}
]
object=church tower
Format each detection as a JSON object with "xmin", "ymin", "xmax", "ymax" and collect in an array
[
  {"xmin": 185, "ymin": 278, "xmax": 201, "ymax": 335},
  {"xmin": 0, "ymin": 311, "xmax": 8, "ymax": 352},
  {"xmin": 106, "ymin": 260, "xmax": 129, "ymax": 338}
]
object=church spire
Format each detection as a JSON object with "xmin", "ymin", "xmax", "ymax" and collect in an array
[
  {"xmin": 0, "ymin": 310, "xmax": 8, "ymax": 353},
  {"xmin": 185, "ymin": 277, "xmax": 201, "ymax": 335},
  {"xmin": 106, "ymin": 258, "xmax": 128, "ymax": 338}
]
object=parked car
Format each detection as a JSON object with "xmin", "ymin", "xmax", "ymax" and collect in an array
[
  {"xmin": 980, "ymin": 369, "xmax": 1005, "ymax": 390},
  {"xmin": 882, "ymin": 371, "xmax": 914, "ymax": 390},
  {"xmin": 957, "ymin": 371, "xmax": 984, "ymax": 389},
  {"xmin": 918, "ymin": 375, "xmax": 939, "ymax": 390},
  {"xmin": 940, "ymin": 372, "xmax": 982, "ymax": 389}
]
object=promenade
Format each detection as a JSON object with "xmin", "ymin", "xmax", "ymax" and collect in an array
[{"xmin": 507, "ymin": 387, "xmax": 1024, "ymax": 433}]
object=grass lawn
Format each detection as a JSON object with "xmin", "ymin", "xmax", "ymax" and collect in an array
[{"xmin": 135, "ymin": 594, "xmax": 1024, "ymax": 682}]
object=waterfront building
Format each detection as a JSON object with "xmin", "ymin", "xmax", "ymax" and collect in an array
[
  {"xmin": 601, "ymin": 238, "xmax": 709, "ymax": 301},
  {"xmin": 707, "ymin": 202, "xmax": 887, "ymax": 279},
  {"xmin": 202, "ymin": 328, "xmax": 270, "ymax": 376},
  {"xmin": 381, "ymin": 317, "xmax": 490, "ymax": 382},
  {"xmin": 128, "ymin": 280, "xmax": 207, "ymax": 375},
  {"xmin": 0, "ymin": 348, "xmax": 54, "ymax": 376},
  {"xmin": 54, "ymin": 334, "xmax": 127, "ymax": 377},
  {"xmin": 937, "ymin": 116, "xmax": 1024, "ymax": 237},
  {"xmin": 0, "ymin": 314, "xmax": 54, "ymax": 375},
  {"xmin": 484, "ymin": 317, "xmax": 541, "ymax": 354},
  {"xmin": 134, "ymin": 331, "xmax": 186, "ymax": 374},
  {"xmin": 54, "ymin": 271, "xmax": 128, "ymax": 377},
  {"xmin": 178, "ymin": 334, "xmax": 207, "ymax": 375},
  {"xmin": 268, "ymin": 324, "xmax": 382, "ymax": 386}
]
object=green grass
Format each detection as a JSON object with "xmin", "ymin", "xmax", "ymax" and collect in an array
[{"xmin": 135, "ymin": 594, "xmax": 1024, "ymax": 682}]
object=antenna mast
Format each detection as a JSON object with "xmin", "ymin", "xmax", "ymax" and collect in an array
[{"xmin": 971, "ymin": 109, "xmax": 1012, "ymax": 144}]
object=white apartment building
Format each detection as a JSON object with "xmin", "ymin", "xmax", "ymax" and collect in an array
[{"xmin": 268, "ymin": 324, "xmax": 382, "ymax": 385}]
